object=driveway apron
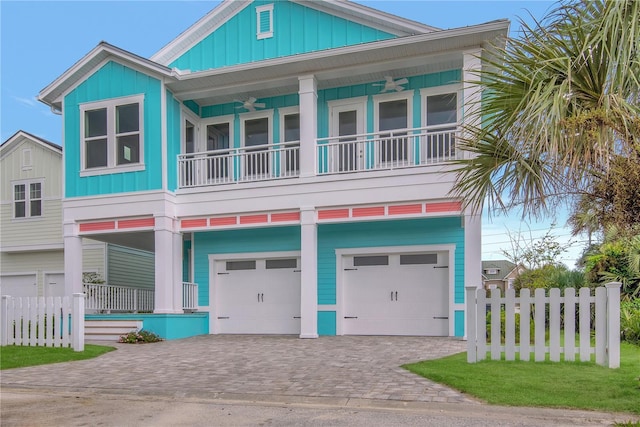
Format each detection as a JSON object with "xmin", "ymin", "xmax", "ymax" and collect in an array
[{"xmin": 0, "ymin": 335, "xmax": 474, "ymax": 403}]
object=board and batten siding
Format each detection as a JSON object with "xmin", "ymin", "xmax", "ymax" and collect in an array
[
  {"xmin": 107, "ymin": 245, "xmax": 155, "ymax": 289},
  {"xmin": 63, "ymin": 61, "xmax": 163, "ymax": 198},
  {"xmin": 169, "ymin": 0, "xmax": 395, "ymax": 72}
]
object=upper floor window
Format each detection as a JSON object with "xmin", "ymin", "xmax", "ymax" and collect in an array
[
  {"xmin": 256, "ymin": 4, "xmax": 274, "ymax": 40},
  {"xmin": 80, "ymin": 95, "xmax": 144, "ymax": 176},
  {"xmin": 13, "ymin": 181, "xmax": 42, "ymax": 219}
]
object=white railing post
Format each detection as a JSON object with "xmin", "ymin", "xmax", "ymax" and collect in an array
[
  {"xmin": 0, "ymin": 295, "xmax": 9, "ymax": 346},
  {"xmin": 605, "ymin": 282, "xmax": 621, "ymax": 369},
  {"xmin": 465, "ymin": 285, "xmax": 477, "ymax": 363},
  {"xmin": 595, "ymin": 286, "xmax": 607, "ymax": 365},
  {"xmin": 72, "ymin": 293, "xmax": 85, "ymax": 352},
  {"xmin": 476, "ymin": 288, "xmax": 487, "ymax": 361}
]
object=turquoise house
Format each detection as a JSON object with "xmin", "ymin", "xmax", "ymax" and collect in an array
[{"xmin": 38, "ymin": 0, "xmax": 508, "ymax": 340}]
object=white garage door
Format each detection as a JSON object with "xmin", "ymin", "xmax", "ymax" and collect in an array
[
  {"xmin": 44, "ymin": 273, "xmax": 65, "ymax": 297},
  {"xmin": 0, "ymin": 274, "xmax": 38, "ymax": 297},
  {"xmin": 215, "ymin": 257, "xmax": 301, "ymax": 334},
  {"xmin": 342, "ymin": 252, "xmax": 449, "ymax": 336}
]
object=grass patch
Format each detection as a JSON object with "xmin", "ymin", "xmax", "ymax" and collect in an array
[
  {"xmin": 1, "ymin": 344, "xmax": 115, "ymax": 370},
  {"xmin": 404, "ymin": 342, "xmax": 640, "ymax": 414}
]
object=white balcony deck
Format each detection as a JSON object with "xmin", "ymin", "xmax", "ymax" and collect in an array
[{"xmin": 177, "ymin": 126, "xmax": 457, "ymax": 189}]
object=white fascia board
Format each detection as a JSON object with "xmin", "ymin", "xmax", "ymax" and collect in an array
[
  {"xmin": 1, "ymin": 131, "xmax": 62, "ymax": 159},
  {"xmin": 39, "ymin": 42, "xmax": 174, "ymax": 109},
  {"xmin": 171, "ymin": 20, "xmax": 509, "ymax": 89},
  {"xmin": 294, "ymin": 0, "xmax": 440, "ymax": 36},
  {"xmin": 150, "ymin": 0, "xmax": 251, "ymax": 66}
]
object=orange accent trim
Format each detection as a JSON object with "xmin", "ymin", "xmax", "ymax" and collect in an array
[
  {"xmin": 118, "ymin": 218, "xmax": 155, "ymax": 229},
  {"xmin": 271, "ymin": 212, "xmax": 301, "ymax": 222},
  {"xmin": 425, "ymin": 202, "xmax": 462, "ymax": 213},
  {"xmin": 388, "ymin": 204, "xmax": 423, "ymax": 215},
  {"xmin": 239, "ymin": 214, "xmax": 268, "ymax": 224},
  {"xmin": 209, "ymin": 217, "xmax": 237, "ymax": 227},
  {"xmin": 79, "ymin": 221, "xmax": 115, "ymax": 232},
  {"xmin": 317, "ymin": 209, "xmax": 350, "ymax": 220},
  {"xmin": 181, "ymin": 218, "xmax": 208, "ymax": 228},
  {"xmin": 352, "ymin": 206, "xmax": 385, "ymax": 217}
]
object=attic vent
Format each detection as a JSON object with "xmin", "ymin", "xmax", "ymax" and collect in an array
[
  {"xmin": 256, "ymin": 4, "xmax": 274, "ymax": 40},
  {"xmin": 22, "ymin": 149, "xmax": 33, "ymax": 170}
]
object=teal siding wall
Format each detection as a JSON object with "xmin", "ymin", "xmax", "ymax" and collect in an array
[
  {"xmin": 317, "ymin": 217, "xmax": 465, "ymax": 306},
  {"xmin": 193, "ymin": 226, "xmax": 301, "ymax": 306},
  {"xmin": 170, "ymin": 0, "xmax": 395, "ymax": 72},
  {"xmin": 86, "ymin": 313, "xmax": 208, "ymax": 340},
  {"xmin": 167, "ymin": 91, "xmax": 182, "ymax": 191},
  {"xmin": 64, "ymin": 61, "xmax": 162, "ymax": 197},
  {"xmin": 455, "ymin": 310, "xmax": 465, "ymax": 337},
  {"xmin": 318, "ymin": 311, "xmax": 337, "ymax": 336}
]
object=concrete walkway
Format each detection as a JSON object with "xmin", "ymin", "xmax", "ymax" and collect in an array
[{"xmin": 1, "ymin": 335, "xmax": 473, "ymax": 404}]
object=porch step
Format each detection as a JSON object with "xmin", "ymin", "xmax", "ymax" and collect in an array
[{"xmin": 85, "ymin": 319, "xmax": 143, "ymax": 342}]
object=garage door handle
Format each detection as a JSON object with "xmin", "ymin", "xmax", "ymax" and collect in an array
[
  {"xmin": 217, "ymin": 317, "xmax": 230, "ymax": 319},
  {"xmin": 217, "ymin": 272, "xmax": 230, "ymax": 275},
  {"xmin": 344, "ymin": 316, "xmax": 358, "ymax": 319},
  {"xmin": 433, "ymin": 316, "xmax": 448, "ymax": 319},
  {"xmin": 293, "ymin": 316, "xmax": 301, "ymax": 319},
  {"xmin": 344, "ymin": 268, "xmax": 358, "ymax": 271},
  {"xmin": 433, "ymin": 266, "xmax": 448, "ymax": 269}
]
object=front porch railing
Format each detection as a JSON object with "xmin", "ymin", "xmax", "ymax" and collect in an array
[
  {"xmin": 182, "ymin": 282, "xmax": 198, "ymax": 312},
  {"xmin": 317, "ymin": 125, "xmax": 458, "ymax": 175},
  {"xmin": 84, "ymin": 283, "xmax": 154, "ymax": 313},
  {"xmin": 178, "ymin": 141, "xmax": 300, "ymax": 188}
]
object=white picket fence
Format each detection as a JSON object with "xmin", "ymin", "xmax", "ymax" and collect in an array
[
  {"xmin": 465, "ymin": 283, "xmax": 621, "ymax": 368},
  {"xmin": 0, "ymin": 294, "xmax": 85, "ymax": 351}
]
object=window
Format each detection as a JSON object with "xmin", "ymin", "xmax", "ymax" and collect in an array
[
  {"xmin": 421, "ymin": 86, "xmax": 460, "ymax": 160},
  {"xmin": 80, "ymin": 95, "xmax": 144, "ymax": 175},
  {"xmin": 226, "ymin": 260, "xmax": 256, "ymax": 271},
  {"xmin": 266, "ymin": 258, "xmax": 297, "ymax": 269},
  {"xmin": 242, "ymin": 112, "xmax": 272, "ymax": 178},
  {"xmin": 400, "ymin": 254, "xmax": 438, "ymax": 265},
  {"xmin": 353, "ymin": 256, "xmax": 389, "ymax": 266},
  {"xmin": 374, "ymin": 92, "xmax": 413, "ymax": 166},
  {"xmin": 256, "ymin": 4, "xmax": 274, "ymax": 39},
  {"xmin": 206, "ymin": 122, "xmax": 231, "ymax": 179},
  {"xmin": 13, "ymin": 181, "xmax": 42, "ymax": 219},
  {"xmin": 280, "ymin": 108, "xmax": 300, "ymax": 174}
]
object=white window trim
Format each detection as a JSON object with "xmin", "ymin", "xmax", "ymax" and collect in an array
[
  {"xmin": 12, "ymin": 178, "xmax": 44, "ymax": 220},
  {"xmin": 256, "ymin": 4, "xmax": 274, "ymax": 40},
  {"xmin": 201, "ymin": 114, "xmax": 235, "ymax": 151},
  {"xmin": 240, "ymin": 110, "xmax": 273, "ymax": 147},
  {"xmin": 373, "ymin": 90, "xmax": 414, "ymax": 133},
  {"xmin": 79, "ymin": 94, "xmax": 145, "ymax": 177},
  {"xmin": 181, "ymin": 106, "xmax": 200, "ymax": 154},
  {"xmin": 419, "ymin": 84, "xmax": 463, "ymax": 128},
  {"xmin": 278, "ymin": 106, "xmax": 300, "ymax": 143}
]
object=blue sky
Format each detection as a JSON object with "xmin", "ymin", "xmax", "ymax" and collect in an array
[{"xmin": 2, "ymin": 0, "xmax": 584, "ymax": 267}]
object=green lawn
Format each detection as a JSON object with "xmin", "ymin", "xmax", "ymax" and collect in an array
[
  {"xmin": 404, "ymin": 342, "xmax": 640, "ymax": 415},
  {"xmin": 0, "ymin": 344, "xmax": 115, "ymax": 370}
]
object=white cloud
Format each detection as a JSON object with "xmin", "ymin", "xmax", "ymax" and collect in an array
[{"xmin": 12, "ymin": 95, "xmax": 39, "ymax": 107}]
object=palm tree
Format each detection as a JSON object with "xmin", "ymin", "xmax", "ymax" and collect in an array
[{"xmin": 452, "ymin": 0, "xmax": 640, "ymax": 224}]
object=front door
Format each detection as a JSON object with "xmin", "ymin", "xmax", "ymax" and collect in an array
[{"xmin": 330, "ymin": 101, "xmax": 366, "ymax": 172}]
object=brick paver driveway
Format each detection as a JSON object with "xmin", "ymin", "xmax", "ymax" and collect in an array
[{"xmin": 1, "ymin": 335, "xmax": 474, "ymax": 403}]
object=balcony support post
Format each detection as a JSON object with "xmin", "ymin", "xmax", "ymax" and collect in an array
[
  {"xmin": 298, "ymin": 75, "xmax": 317, "ymax": 178},
  {"xmin": 299, "ymin": 206, "xmax": 318, "ymax": 338},
  {"xmin": 154, "ymin": 215, "xmax": 183, "ymax": 313},
  {"xmin": 63, "ymin": 222, "xmax": 83, "ymax": 296}
]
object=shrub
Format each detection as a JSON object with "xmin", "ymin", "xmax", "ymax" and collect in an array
[
  {"xmin": 620, "ymin": 299, "xmax": 640, "ymax": 346},
  {"xmin": 118, "ymin": 329, "xmax": 163, "ymax": 344}
]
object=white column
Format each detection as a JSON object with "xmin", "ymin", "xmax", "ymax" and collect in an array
[
  {"xmin": 464, "ymin": 210, "xmax": 482, "ymax": 290},
  {"xmin": 462, "ymin": 49, "xmax": 482, "ymax": 160},
  {"xmin": 298, "ymin": 75, "xmax": 317, "ymax": 178},
  {"xmin": 63, "ymin": 222, "xmax": 83, "ymax": 296},
  {"xmin": 154, "ymin": 215, "xmax": 181, "ymax": 313},
  {"xmin": 299, "ymin": 206, "xmax": 318, "ymax": 338}
]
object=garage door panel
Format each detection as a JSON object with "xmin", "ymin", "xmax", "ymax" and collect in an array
[
  {"xmin": 0, "ymin": 274, "xmax": 38, "ymax": 297},
  {"xmin": 343, "ymin": 251, "xmax": 449, "ymax": 336}
]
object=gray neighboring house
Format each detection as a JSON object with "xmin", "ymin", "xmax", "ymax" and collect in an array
[{"xmin": 482, "ymin": 260, "xmax": 525, "ymax": 292}]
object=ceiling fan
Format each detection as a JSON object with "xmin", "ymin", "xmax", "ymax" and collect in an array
[
  {"xmin": 374, "ymin": 76, "xmax": 409, "ymax": 93},
  {"xmin": 234, "ymin": 97, "xmax": 266, "ymax": 112}
]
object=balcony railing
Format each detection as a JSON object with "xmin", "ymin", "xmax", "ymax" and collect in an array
[
  {"xmin": 317, "ymin": 125, "xmax": 457, "ymax": 175},
  {"xmin": 178, "ymin": 141, "xmax": 300, "ymax": 188},
  {"xmin": 83, "ymin": 282, "xmax": 199, "ymax": 313},
  {"xmin": 84, "ymin": 283, "xmax": 154, "ymax": 313}
]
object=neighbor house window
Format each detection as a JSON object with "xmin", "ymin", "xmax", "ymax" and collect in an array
[
  {"xmin": 256, "ymin": 4, "xmax": 274, "ymax": 39},
  {"xmin": 13, "ymin": 181, "xmax": 42, "ymax": 219},
  {"xmin": 80, "ymin": 95, "xmax": 144, "ymax": 175}
]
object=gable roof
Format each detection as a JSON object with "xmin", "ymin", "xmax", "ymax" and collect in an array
[
  {"xmin": 482, "ymin": 260, "xmax": 517, "ymax": 281},
  {"xmin": 150, "ymin": 0, "xmax": 439, "ymax": 66},
  {"xmin": 0, "ymin": 130, "xmax": 62, "ymax": 159}
]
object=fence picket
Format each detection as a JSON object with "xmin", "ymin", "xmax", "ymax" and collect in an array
[
  {"xmin": 61, "ymin": 297, "xmax": 70, "ymax": 348},
  {"xmin": 37, "ymin": 297, "xmax": 45, "ymax": 346},
  {"xmin": 491, "ymin": 288, "xmax": 501, "ymax": 360},
  {"xmin": 579, "ymin": 287, "xmax": 591, "ymax": 362},
  {"xmin": 476, "ymin": 289, "xmax": 487, "ymax": 361},
  {"xmin": 465, "ymin": 286, "xmax": 478, "ymax": 363},
  {"xmin": 519, "ymin": 288, "xmax": 531, "ymax": 361},
  {"xmin": 534, "ymin": 288, "xmax": 546, "ymax": 362},
  {"xmin": 595, "ymin": 287, "xmax": 606, "ymax": 365},
  {"xmin": 564, "ymin": 288, "xmax": 576, "ymax": 361},
  {"xmin": 549, "ymin": 288, "xmax": 561, "ymax": 362},
  {"xmin": 505, "ymin": 289, "xmax": 516, "ymax": 361}
]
